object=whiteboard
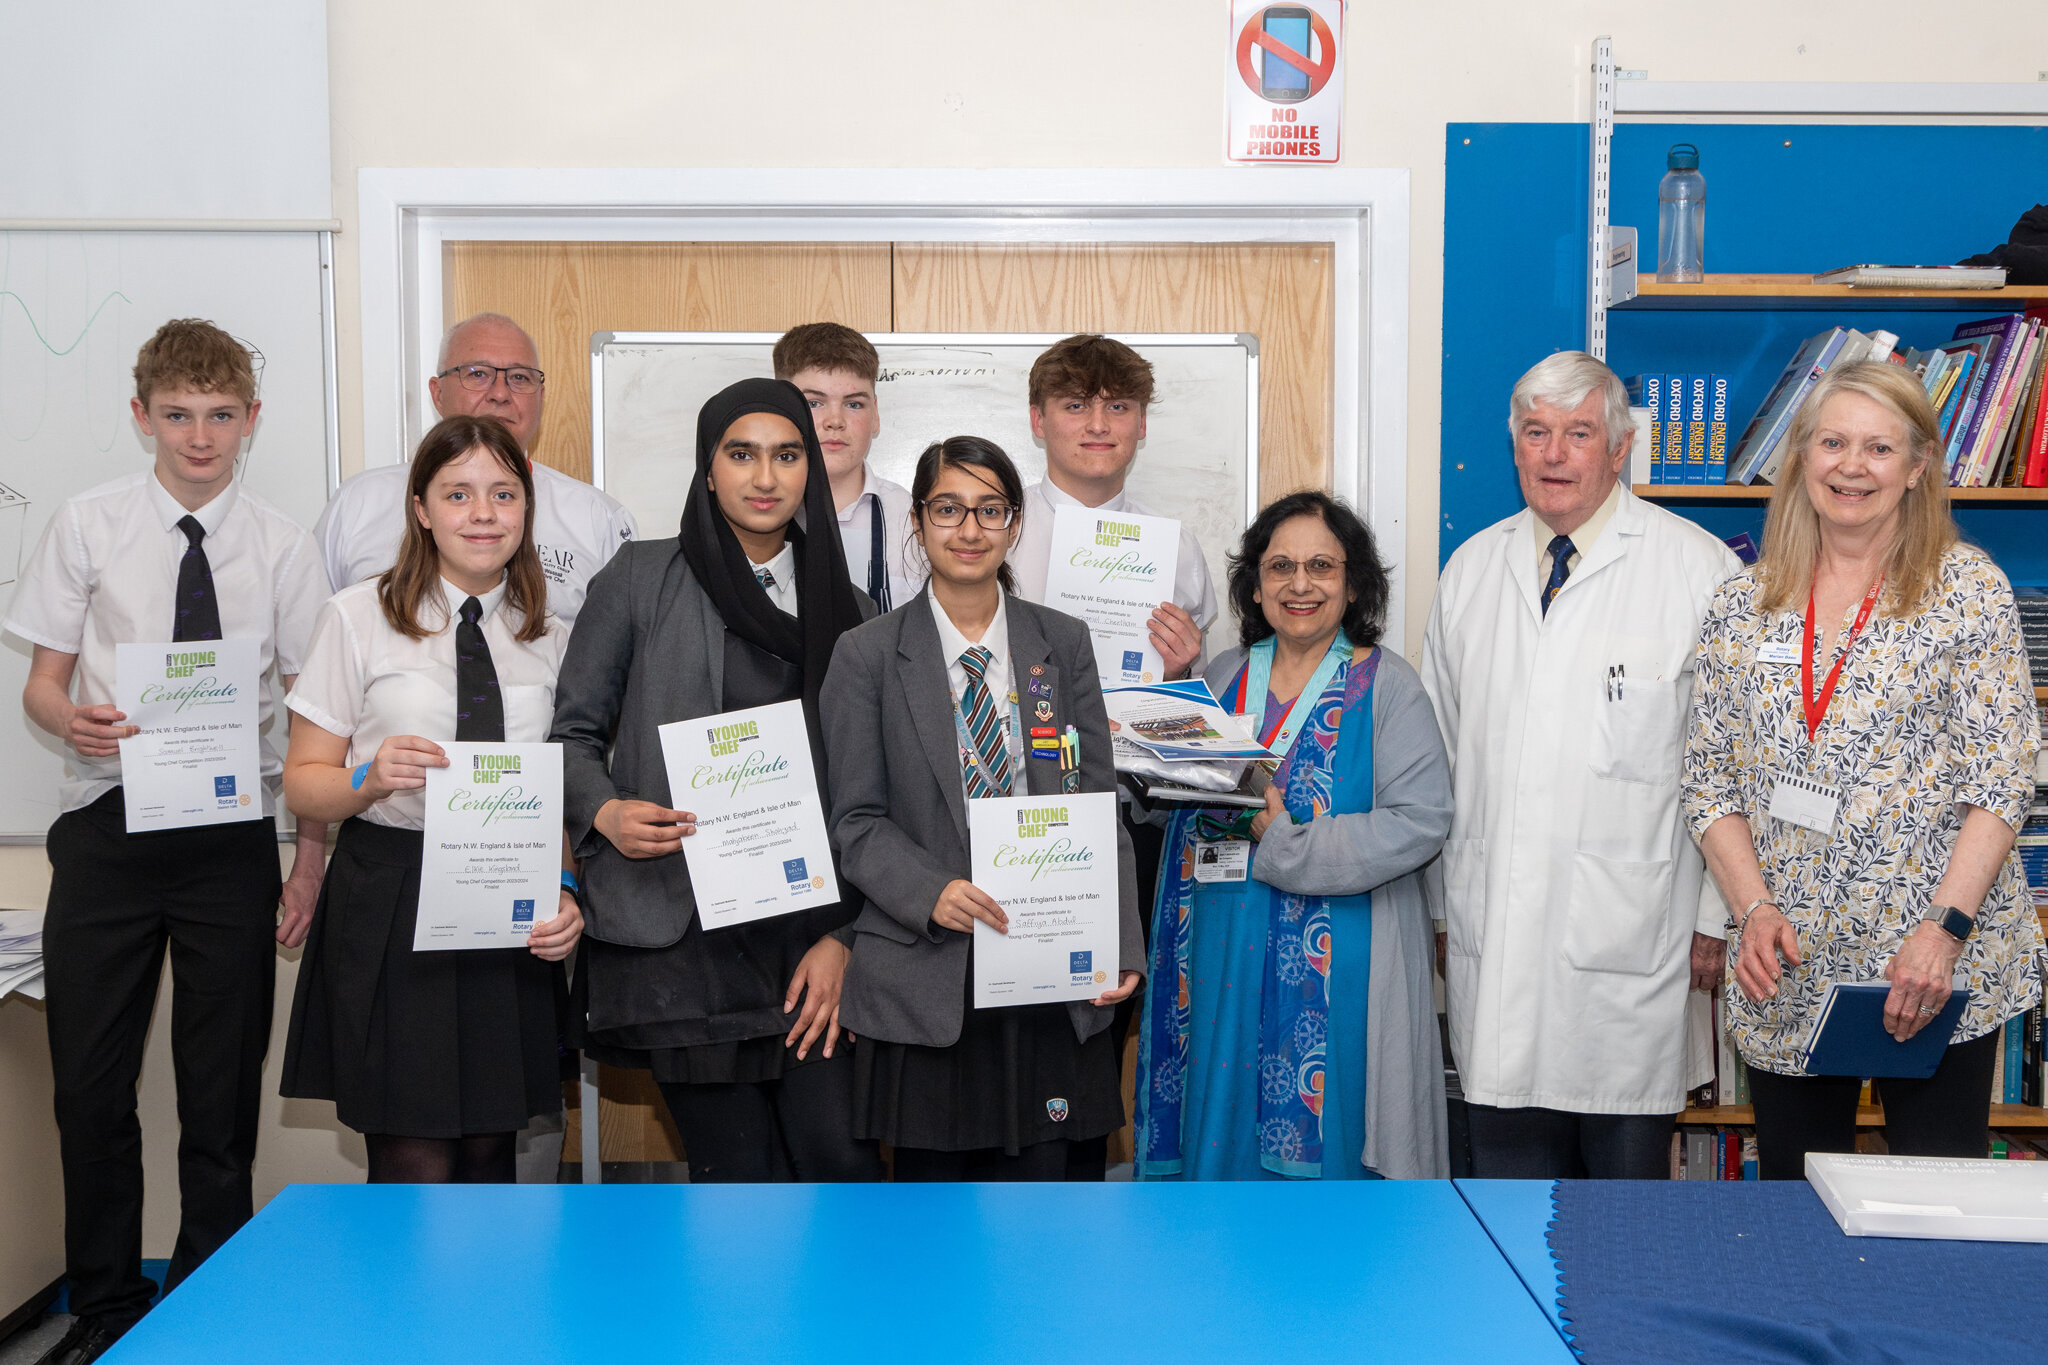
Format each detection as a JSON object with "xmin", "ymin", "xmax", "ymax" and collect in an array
[
  {"xmin": 592, "ymin": 332, "xmax": 1257, "ymax": 643},
  {"xmin": 0, "ymin": 0, "xmax": 331, "ymax": 223},
  {"xmin": 0, "ymin": 230, "xmax": 335, "ymax": 838}
]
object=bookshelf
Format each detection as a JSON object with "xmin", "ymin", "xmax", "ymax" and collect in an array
[
  {"xmin": 1634, "ymin": 485, "xmax": 2048, "ymax": 505},
  {"xmin": 1618, "ymin": 274, "xmax": 2048, "ymax": 311},
  {"xmin": 1682, "ymin": 1103, "xmax": 2048, "ymax": 1129}
]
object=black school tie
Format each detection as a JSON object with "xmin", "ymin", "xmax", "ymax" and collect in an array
[
  {"xmin": 173, "ymin": 515, "xmax": 223, "ymax": 642},
  {"xmin": 455, "ymin": 597, "xmax": 506, "ymax": 742}
]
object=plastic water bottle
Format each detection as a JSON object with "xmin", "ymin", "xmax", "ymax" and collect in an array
[{"xmin": 1656, "ymin": 143, "xmax": 1706, "ymax": 283}]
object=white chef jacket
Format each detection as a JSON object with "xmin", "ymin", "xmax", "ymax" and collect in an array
[
  {"xmin": 1420, "ymin": 486, "xmax": 1738, "ymax": 1114},
  {"xmin": 313, "ymin": 460, "xmax": 635, "ymax": 628}
]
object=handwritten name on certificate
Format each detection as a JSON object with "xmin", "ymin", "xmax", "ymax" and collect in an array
[
  {"xmin": 417, "ymin": 743, "xmax": 563, "ymax": 951},
  {"xmin": 1043, "ymin": 505, "xmax": 1181, "ymax": 687},
  {"xmin": 659, "ymin": 699, "xmax": 841, "ymax": 930},
  {"xmin": 115, "ymin": 640, "xmax": 264, "ymax": 831},
  {"xmin": 970, "ymin": 790, "xmax": 1119, "ymax": 1008}
]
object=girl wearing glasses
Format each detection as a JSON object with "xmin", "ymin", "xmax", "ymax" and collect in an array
[
  {"xmin": 548, "ymin": 378, "xmax": 883, "ymax": 1182},
  {"xmin": 820, "ymin": 436, "xmax": 1143, "ymax": 1180},
  {"xmin": 1134, "ymin": 490, "xmax": 1454, "ymax": 1180}
]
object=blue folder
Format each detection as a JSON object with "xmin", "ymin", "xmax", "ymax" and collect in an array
[{"xmin": 1800, "ymin": 983, "xmax": 1971, "ymax": 1079}]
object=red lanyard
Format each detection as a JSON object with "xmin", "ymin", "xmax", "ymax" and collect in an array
[{"xmin": 1801, "ymin": 575, "xmax": 1884, "ymax": 742}]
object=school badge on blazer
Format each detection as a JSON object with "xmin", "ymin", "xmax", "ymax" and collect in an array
[{"xmin": 1046, "ymin": 1098, "xmax": 1069, "ymax": 1122}]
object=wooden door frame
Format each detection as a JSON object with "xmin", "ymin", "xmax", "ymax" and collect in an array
[{"xmin": 357, "ymin": 166, "xmax": 1409, "ymax": 643}]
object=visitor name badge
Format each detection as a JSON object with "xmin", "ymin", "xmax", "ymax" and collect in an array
[
  {"xmin": 1756, "ymin": 640, "xmax": 1800, "ymax": 666},
  {"xmin": 1193, "ymin": 839, "xmax": 1251, "ymax": 883},
  {"xmin": 1768, "ymin": 770, "xmax": 1839, "ymax": 835}
]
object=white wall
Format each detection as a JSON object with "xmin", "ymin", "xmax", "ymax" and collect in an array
[{"xmin": 4, "ymin": 0, "xmax": 2042, "ymax": 1256}]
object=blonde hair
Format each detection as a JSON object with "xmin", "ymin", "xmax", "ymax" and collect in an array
[{"xmin": 1758, "ymin": 360, "xmax": 1956, "ymax": 618}]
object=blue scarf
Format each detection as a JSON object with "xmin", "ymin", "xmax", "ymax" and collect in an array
[{"xmin": 1136, "ymin": 639, "xmax": 1380, "ymax": 1178}]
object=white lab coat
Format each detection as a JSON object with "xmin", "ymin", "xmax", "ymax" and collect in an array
[{"xmin": 1420, "ymin": 488, "xmax": 1738, "ymax": 1114}]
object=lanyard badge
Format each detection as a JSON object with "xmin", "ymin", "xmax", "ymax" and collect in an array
[{"xmin": 1772, "ymin": 575, "xmax": 1883, "ymax": 836}]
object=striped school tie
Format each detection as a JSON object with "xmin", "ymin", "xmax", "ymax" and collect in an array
[{"xmin": 958, "ymin": 645, "xmax": 1012, "ymax": 799}]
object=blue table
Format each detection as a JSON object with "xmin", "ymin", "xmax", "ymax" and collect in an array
[
  {"xmin": 103, "ymin": 1183, "xmax": 1575, "ymax": 1364},
  {"xmin": 1455, "ymin": 1179, "xmax": 1566, "ymax": 1336}
]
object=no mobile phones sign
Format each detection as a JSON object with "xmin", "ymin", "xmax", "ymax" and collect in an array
[{"xmin": 1224, "ymin": 1, "xmax": 1343, "ymax": 165}]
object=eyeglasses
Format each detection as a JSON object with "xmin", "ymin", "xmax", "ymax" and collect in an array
[
  {"xmin": 1261, "ymin": 555, "xmax": 1347, "ymax": 583},
  {"xmin": 918, "ymin": 499, "xmax": 1018, "ymax": 529},
  {"xmin": 437, "ymin": 364, "xmax": 545, "ymax": 394}
]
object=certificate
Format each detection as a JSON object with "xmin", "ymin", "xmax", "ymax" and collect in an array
[
  {"xmin": 1042, "ymin": 504, "xmax": 1181, "ymax": 687},
  {"xmin": 416, "ymin": 742, "xmax": 563, "ymax": 950},
  {"xmin": 969, "ymin": 790, "xmax": 1120, "ymax": 1008},
  {"xmin": 115, "ymin": 639, "xmax": 264, "ymax": 831},
  {"xmin": 658, "ymin": 699, "xmax": 841, "ymax": 930}
]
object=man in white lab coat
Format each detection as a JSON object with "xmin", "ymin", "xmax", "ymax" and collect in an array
[{"xmin": 1421, "ymin": 351, "xmax": 1737, "ymax": 1179}]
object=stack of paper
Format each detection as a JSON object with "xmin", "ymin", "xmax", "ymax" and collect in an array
[
  {"xmin": 0, "ymin": 910, "xmax": 45, "ymax": 1001},
  {"xmin": 1807, "ymin": 1152, "xmax": 2048, "ymax": 1242},
  {"xmin": 1104, "ymin": 680, "xmax": 1276, "ymax": 807}
]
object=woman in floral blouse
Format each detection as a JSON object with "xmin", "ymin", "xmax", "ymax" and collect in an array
[{"xmin": 1683, "ymin": 360, "xmax": 2043, "ymax": 1181}]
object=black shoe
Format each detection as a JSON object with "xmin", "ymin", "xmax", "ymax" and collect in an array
[{"xmin": 32, "ymin": 1316, "xmax": 130, "ymax": 1365}]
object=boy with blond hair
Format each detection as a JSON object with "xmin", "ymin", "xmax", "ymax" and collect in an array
[{"xmin": 5, "ymin": 320, "xmax": 328, "ymax": 1365}]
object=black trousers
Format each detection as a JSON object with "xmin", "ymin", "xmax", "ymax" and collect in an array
[
  {"xmin": 43, "ymin": 789, "xmax": 280, "ymax": 1323},
  {"xmin": 657, "ymin": 1047, "xmax": 883, "ymax": 1183},
  {"xmin": 1465, "ymin": 1103, "xmax": 1678, "ymax": 1180},
  {"xmin": 1748, "ymin": 1028, "xmax": 2000, "ymax": 1181}
]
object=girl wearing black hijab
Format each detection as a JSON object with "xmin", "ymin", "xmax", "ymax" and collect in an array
[{"xmin": 549, "ymin": 378, "xmax": 882, "ymax": 1182}]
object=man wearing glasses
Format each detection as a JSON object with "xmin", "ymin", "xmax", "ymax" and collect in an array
[
  {"xmin": 313, "ymin": 311, "xmax": 637, "ymax": 626},
  {"xmin": 1419, "ymin": 351, "xmax": 1737, "ymax": 1181}
]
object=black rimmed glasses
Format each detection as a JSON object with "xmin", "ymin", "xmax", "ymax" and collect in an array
[
  {"xmin": 437, "ymin": 363, "xmax": 545, "ymax": 394},
  {"xmin": 1261, "ymin": 555, "xmax": 1347, "ymax": 584},
  {"xmin": 919, "ymin": 499, "xmax": 1018, "ymax": 529}
]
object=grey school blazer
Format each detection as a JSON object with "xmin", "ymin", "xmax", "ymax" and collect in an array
[
  {"xmin": 550, "ymin": 535, "xmax": 870, "ymax": 948},
  {"xmin": 821, "ymin": 588, "xmax": 1144, "ymax": 1049}
]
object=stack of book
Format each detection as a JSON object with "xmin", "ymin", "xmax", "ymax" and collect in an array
[
  {"xmin": 2017, "ymin": 797, "xmax": 2048, "ymax": 911},
  {"xmin": 2016, "ymin": 588, "xmax": 2048, "ymax": 689},
  {"xmin": 1901, "ymin": 312, "xmax": 2048, "ymax": 487},
  {"xmin": 1725, "ymin": 313, "xmax": 2048, "ymax": 487},
  {"xmin": 1992, "ymin": 1005, "xmax": 2044, "ymax": 1107},
  {"xmin": 1672, "ymin": 1125, "xmax": 1757, "ymax": 1180},
  {"xmin": 1625, "ymin": 372, "xmax": 1731, "ymax": 483}
]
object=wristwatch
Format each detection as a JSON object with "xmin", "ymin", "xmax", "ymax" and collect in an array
[{"xmin": 1922, "ymin": 904, "xmax": 1974, "ymax": 943}]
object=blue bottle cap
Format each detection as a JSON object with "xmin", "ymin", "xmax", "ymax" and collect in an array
[{"xmin": 1667, "ymin": 143, "xmax": 1700, "ymax": 171}]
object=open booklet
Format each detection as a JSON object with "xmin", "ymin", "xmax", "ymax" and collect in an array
[{"xmin": 1104, "ymin": 680, "xmax": 1278, "ymax": 808}]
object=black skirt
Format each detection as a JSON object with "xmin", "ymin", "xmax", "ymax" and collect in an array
[
  {"xmin": 853, "ymin": 943, "xmax": 1122, "ymax": 1155},
  {"xmin": 282, "ymin": 817, "xmax": 562, "ymax": 1138}
]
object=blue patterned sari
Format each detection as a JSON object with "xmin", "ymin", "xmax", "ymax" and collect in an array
[{"xmin": 1136, "ymin": 640, "xmax": 1381, "ymax": 1178}]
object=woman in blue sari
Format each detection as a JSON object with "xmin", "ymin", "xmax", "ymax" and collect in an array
[{"xmin": 1136, "ymin": 491, "xmax": 1453, "ymax": 1180}]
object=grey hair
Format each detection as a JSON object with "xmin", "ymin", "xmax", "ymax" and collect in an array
[
  {"xmin": 435, "ymin": 312, "xmax": 537, "ymax": 371},
  {"xmin": 1506, "ymin": 351, "xmax": 1632, "ymax": 454}
]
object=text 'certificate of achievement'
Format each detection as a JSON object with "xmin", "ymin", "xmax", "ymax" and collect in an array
[
  {"xmin": 115, "ymin": 640, "xmax": 263, "ymax": 831},
  {"xmin": 970, "ymin": 790, "xmax": 1119, "ymax": 1007},
  {"xmin": 417, "ymin": 743, "xmax": 563, "ymax": 950},
  {"xmin": 1043, "ymin": 504, "xmax": 1181, "ymax": 687},
  {"xmin": 659, "ymin": 699, "xmax": 841, "ymax": 930}
]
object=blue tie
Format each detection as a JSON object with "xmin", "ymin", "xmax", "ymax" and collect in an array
[{"xmin": 1540, "ymin": 534, "xmax": 1576, "ymax": 616}]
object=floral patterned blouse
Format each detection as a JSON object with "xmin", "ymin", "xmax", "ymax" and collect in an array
[{"xmin": 1682, "ymin": 544, "xmax": 2044, "ymax": 1075}]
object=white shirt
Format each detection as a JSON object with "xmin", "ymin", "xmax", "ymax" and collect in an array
[
  {"xmin": 312, "ymin": 460, "xmax": 636, "ymax": 628},
  {"xmin": 286, "ymin": 577, "xmax": 568, "ymax": 831},
  {"xmin": 751, "ymin": 542, "xmax": 799, "ymax": 616},
  {"xmin": 4, "ymin": 471, "xmax": 327, "ymax": 815},
  {"xmin": 1533, "ymin": 480, "xmax": 1622, "ymax": 593},
  {"xmin": 1010, "ymin": 478, "xmax": 1220, "ymax": 641},
  {"xmin": 834, "ymin": 467, "xmax": 925, "ymax": 610},
  {"xmin": 1419, "ymin": 488, "xmax": 1739, "ymax": 1114},
  {"xmin": 928, "ymin": 589, "xmax": 1026, "ymax": 782}
]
